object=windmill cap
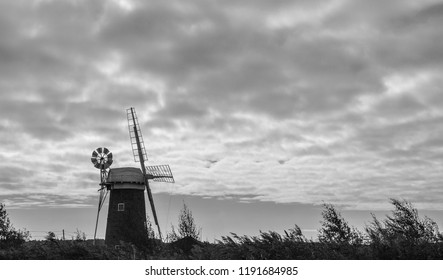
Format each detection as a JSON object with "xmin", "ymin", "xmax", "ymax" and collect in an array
[{"xmin": 107, "ymin": 167, "xmax": 144, "ymax": 184}]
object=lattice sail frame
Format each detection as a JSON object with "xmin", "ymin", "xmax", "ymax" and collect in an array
[
  {"xmin": 145, "ymin": 164, "xmax": 175, "ymax": 183},
  {"xmin": 126, "ymin": 107, "xmax": 176, "ymax": 241},
  {"xmin": 126, "ymin": 108, "xmax": 148, "ymax": 162}
]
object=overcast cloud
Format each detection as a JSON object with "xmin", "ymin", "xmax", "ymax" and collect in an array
[{"xmin": 1, "ymin": 0, "xmax": 443, "ymax": 211}]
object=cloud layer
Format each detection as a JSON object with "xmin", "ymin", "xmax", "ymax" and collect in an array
[{"xmin": 1, "ymin": 0, "xmax": 443, "ymax": 210}]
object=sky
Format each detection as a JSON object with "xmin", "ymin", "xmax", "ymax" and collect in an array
[{"xmin": 1, "ymin": 0, "xmax": 443, "ymax": 241}]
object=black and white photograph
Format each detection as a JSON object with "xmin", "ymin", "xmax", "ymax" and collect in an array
[{"xmin": 1, "ymin": 0, "xmax": 443, "ymax": 268}]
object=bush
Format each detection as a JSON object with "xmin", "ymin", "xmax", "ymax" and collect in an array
[
  {"xmin": 0, "ymin": 203, "xmax": 30, "ymax": 249},
  {"xmin": 168, "ymin": 203, "xmax": 201, "ymax": 242},
  {"xmin": 366, "ymin": 198, "xmax": 443, "ymax": 259},
  {"xmin": 318, "ymin": 203, "xmax": 363, "ymax": 245},
  {"xmin": 201, "ymin": 225, "xmax": 317, "ymax": 260}
]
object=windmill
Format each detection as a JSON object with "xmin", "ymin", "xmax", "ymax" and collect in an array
[
  {"xmin": 91, "ymin": 107, "xmax": 174, "ymax": 246},
  {"xmin": 90, "ymin": 147, "xmax": 113, "ymax": 245}
]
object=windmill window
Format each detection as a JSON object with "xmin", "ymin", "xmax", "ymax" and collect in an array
[{"xmin": 117, "ymin": 203, "xmax": 125, "ymax": 211}]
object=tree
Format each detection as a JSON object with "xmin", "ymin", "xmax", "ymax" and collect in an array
[
  {"xmin": 168, "ymin": 202, "xmax": 201, "ymax": 241},
  {"xmin": 318, "ymin": 203, "xmax": 363, "ymax": 245},
  {"xmin": 0, "ymin": 203, "xmax": 12, "ymax": 239},
  {"xmin": 0, "ymin": 203, "xmax": 30, "ymax": 248}
]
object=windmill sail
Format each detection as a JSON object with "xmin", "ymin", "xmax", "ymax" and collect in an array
[
  {"xmin": 146, "ymin": 165, "xmax": 175, "ymax": 183},
  {"xmin": 127, "ymin": 107, "xmax": 162, "ymax": 240},
  {"xmin": 127, "ymin": 108, "xmax": 148, "ymax": 162}
]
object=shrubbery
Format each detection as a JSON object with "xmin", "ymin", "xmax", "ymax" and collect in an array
[
  {"xmin": 189, "ymin": 199, "xmax": 443, "ymax": 260},
  {"xmin": 1, "ymin": 199, "xmax": 443, "ymax": 259},
  {"xmin": 366, "ymin": 199, "xmax": 443, "ymax": 259},
  {"xmin": 0, "ymin": 203, "xmax": 30, "ymax": 250},
  {"xmin": 168, "ymin": 202, "xmax": 202, "ymax": 242}
]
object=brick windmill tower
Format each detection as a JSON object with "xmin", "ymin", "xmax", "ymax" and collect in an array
[{"xmin": 91, "ymin": 107, "xmax": 174, "ymax": 246}]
